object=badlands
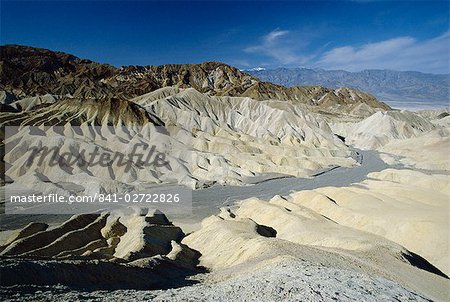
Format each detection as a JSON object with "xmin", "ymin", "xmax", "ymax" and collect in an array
[{"xmin": 0, "ymin": 45, "xmax": 449, "ymax": 301}]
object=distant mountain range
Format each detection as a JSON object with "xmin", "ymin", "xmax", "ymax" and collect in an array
[{"xmin": 247, "ymin": 68, "xmax": 450, "ymax": 110}]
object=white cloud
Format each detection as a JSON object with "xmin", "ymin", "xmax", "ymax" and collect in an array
[
  {"xmin": 265, "ymin": 30, "xmax": 289, "ymax": 43},
  {"xmin": 316, "ymin": 32, "xmax": 450, "ymax": 73},
  {"xmin": 244, "ymin": 29, "xmax": 314, "ymax": 65}
]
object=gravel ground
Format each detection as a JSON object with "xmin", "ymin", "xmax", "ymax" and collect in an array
[{"xmin": 1, "ymin": 258, "xmax": 431, "ymax": 302}]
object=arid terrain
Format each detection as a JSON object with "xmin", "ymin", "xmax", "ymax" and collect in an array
[{"xmin": 0, "ymin": 45, "xmax": 449, "ymax": 301}]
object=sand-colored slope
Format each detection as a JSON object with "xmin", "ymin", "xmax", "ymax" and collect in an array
[
  {"xmin": 139, "ymin": 88, "xmax": 357, "ymax": 180},
  {"xmin": 379, "ymin": 128, "xmax": 450, "ymax": 170},
  {"xmin": 2, "ymin": 88, "xmax": 359, "ymax": 195},
  {"xmin": 291, "ymin": 168, "xmax": 450, "ymax": 275},
  {"xmin": 182, "ymin": 168, "xmax": 449, "ymax": 301},
  {"xmin": 332, "ymin": 110, "xmax": 437, "ymax": 149},
  {"xmin": 3, "ymin": 123, "xmax": 199, "ymax": 192},
  {"xmin": 331, "ymin": 109, "xmax": 450, "ymax": 172}
]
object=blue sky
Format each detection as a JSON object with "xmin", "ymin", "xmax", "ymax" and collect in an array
[{"xmin": 1, "ymin": 1, "xmax": 449, "ymax": 73}]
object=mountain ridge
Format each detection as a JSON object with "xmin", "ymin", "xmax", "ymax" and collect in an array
[
  {"xmin": 0, "ymin": 44, "xmax": 390, "ymax": 110},
  {"xmin": 247, "ymin": 67, "xmax": 449, "ymax": 109}
]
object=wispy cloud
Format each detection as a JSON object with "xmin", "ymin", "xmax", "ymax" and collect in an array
[
  {"xmin": 316, "ymin": 32, "xmax": 450, "ymax": 73},
  {"xmin": 244, "ymin": 29, "xmax": 314, "ymax": 65},
  {"xmin": 243, "ymin": 29, "xmax": 449, "ymax": 73},
  {"xmin": 264, "ymin": 30, "xmax": 289, "ymax": 43}
]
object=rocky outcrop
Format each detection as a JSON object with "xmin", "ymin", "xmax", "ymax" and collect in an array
[
  {"xmin": 0, "ymin": 210, "xmax": 202, "ymax": 290},
  {"xmin": 114, "ymin": 210, "xmax": 184, "ymax": 261},
  {"xmin": 0, "ymin": 222, "xmax": 48, "ymax": 253},
  {"xmin": 1, "ymin": 214, "xmax": 101, "ymax": 256},
  {"xmin": 0, "ymin": 210, "xmax": 186, "ymax": 261}
]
